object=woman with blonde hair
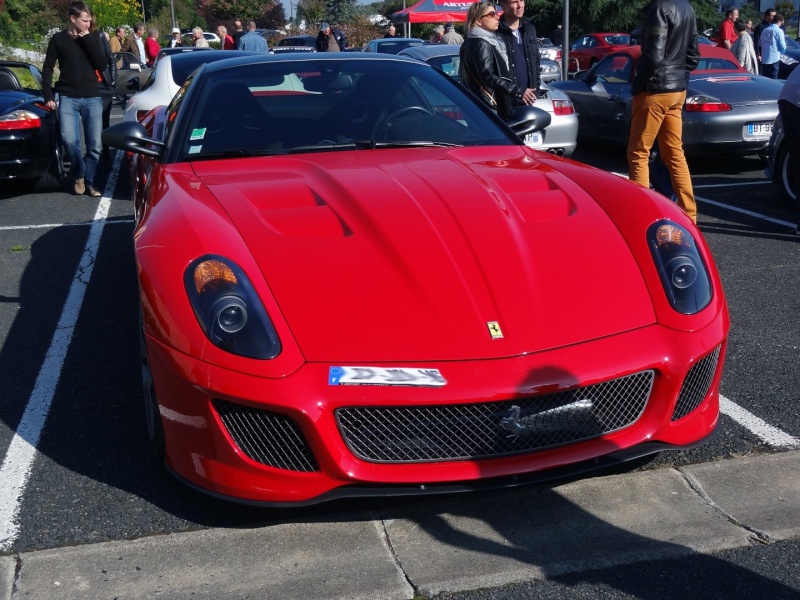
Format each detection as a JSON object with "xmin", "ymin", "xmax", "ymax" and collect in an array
[{"xmin": 458, "ymin": 1, "xmax": 517, "ymax": 120}]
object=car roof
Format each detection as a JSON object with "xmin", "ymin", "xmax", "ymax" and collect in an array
[
  {"xmin": 397, "ymin": 45, "xmax": 458, "ymax": 60},
  {"xmin": 607, "ymin": 44, "xmax": 745, "ymax": 72},
  {"xmin": 196, "ymin": 52, "xmax": 423, "ymax": 76}
]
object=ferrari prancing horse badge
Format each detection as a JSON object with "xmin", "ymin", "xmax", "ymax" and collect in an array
[{"xmin": 487, "ymin": 321, "xmax": 503, "ymax": 339}]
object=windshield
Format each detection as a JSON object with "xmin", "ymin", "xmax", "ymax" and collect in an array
[
  {"xmin": 603, "ymin": 35, "xmax": 630, "ymax": 45},
  {"xmin": 0, "ymin": 64, "xmax": 43, "ymax": 94},
  {"xmin": 176, "ymin": 58, "xmax": 513, "ymax": 162}
]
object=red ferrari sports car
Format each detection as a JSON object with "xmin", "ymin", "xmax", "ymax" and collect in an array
[
  {"xmin": 568, "ymin": 32, "xmax": 631, "ymax": 72},
  {"xmin": 103, "ymin": 53, "xmax": 729, "ymax": 505}
]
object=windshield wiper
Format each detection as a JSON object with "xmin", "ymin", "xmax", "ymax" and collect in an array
[
  {"xmin": 190, "ymin": 149, "xmax": 288, "ymax": 160},
  {"xmin": 288, "ymin": 140, "xmax": 462, "ymax": 154}
]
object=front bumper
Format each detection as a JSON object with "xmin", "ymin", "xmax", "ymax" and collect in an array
[{"xmin": 146, "ymin": 313, "xmax": 728, "ymax": 505}]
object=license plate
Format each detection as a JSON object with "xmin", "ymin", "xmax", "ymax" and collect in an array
[
  {"xmin": 328, "ymin": 366, "xmax": 447, "ymax": 387},
  {"xmin": 524, "ymin": 131, "xmax": 543, "ymax": 147},
  {"xmin": 745, "ymin": 122, "xmax": 772, "ymax": 138}
]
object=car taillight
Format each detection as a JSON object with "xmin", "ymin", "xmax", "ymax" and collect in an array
[
  {"xmin": 684, "ymin": 95, "xmax": 732, "ymax": 112},
  {"xmin": 0, "ymin": 110, "xmax": 42, "ymax": 130},
  {"xmin": 555, "ymin": 50, "xmax": 562, "ymax": 61},
  {"xmin": 136, "ymin": 110, "xmax": 150, "ymax": 121},
  {"xmin": 552, "ymin": 99, "xmax": 574, "ymax": 116}
]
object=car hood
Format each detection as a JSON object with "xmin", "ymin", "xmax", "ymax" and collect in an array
[{"xmin": 192, "ymin": 146, "xmax": 656, "ymax": 362}]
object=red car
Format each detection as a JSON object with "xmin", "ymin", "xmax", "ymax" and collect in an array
[
  {"xmin": 568, "ymin": 32, "xmax": 631, "ymax": 72},
  {"xmin": 103, "ymin": 53, "xmax": 729, "ymax": 505}
]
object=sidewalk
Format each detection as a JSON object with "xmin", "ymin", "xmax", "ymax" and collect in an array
[{"xmin": 2, "ymin": 451, "xmax": 798, "ymax": 599}]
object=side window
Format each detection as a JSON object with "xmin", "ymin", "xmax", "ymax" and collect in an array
[{"xmin": 594, "ymin": 56, "xmax": 631, "ymax": 83}]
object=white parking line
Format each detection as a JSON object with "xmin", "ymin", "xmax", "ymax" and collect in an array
[
  {"xmin": 0, "ymin": 152, "xmax": 122, "ymax": 552},
  {"xmin": 694, "ymin": 181, "xmax": 771, "ymax": 189},
  {"xmin": 696, "ymin": 195, "xmax": 795, "ymax": 228},
  {"xmin": 720, "ymin": 395, "xmax": 800, "ymax": 448},
  {"xmin": 0, "ymin": 220, "xmax": 133, "ymax": 231}
]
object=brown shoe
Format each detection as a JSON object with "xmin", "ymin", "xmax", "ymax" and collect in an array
[
  {"xmin": 86, "ymin": 186, "xmax": 102, "ymax": 198},
  {"xmin": 74, "ymin": 178, "xmax": 85, "ymax": 195}
]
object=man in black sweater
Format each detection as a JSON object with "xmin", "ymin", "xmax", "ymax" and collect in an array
[{"xmin": 43, "ymin": 1, "xmax": 107, "ymax": 196}]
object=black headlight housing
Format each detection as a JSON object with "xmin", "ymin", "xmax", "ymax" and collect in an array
[
  {"xmin": 184, "ymin": 255, "xmax": 281, "ymax": 359},
  {"xmin": 647, "ymin": 221, "xmax": 712, "ymax": 315}
]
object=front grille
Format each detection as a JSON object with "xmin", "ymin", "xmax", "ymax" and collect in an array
[
  {"xmin": 336, "ymin": 371, "xmax": 654, "ymax": 463},
  {"xmin": 672, "ymin": 347, "xmax": 721, "ymax": 422},
  {"xmin": 213, "ymin": 399, "xmax": 319, "ymax": 472}
]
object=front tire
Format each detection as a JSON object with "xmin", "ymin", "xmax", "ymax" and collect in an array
[
  {"xmin": 140, "ymin": 312, "xmax": 166, "ymax": 462},
  {"xmin": 776, "ymin": 142, "xmax": 798, "ymax": 208},
  {"xmin": 32, "ymin": 139, "xmax": 64, "ymax": 193}
]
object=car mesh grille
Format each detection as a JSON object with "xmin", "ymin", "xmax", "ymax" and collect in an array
[
  {"xmin": 335, "ymin": 371, "xmax": 654, "ymax": 463},
  {"xmin": 672, "ymin": 347, "xmax": 721, "ymax": 422},
  {"xmin": 213, "ymin": 399, "xmax": 319, "ymax": 472}
]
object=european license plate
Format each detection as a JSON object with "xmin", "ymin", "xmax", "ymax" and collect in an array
[
  {"xmin": 524, "ymin": 131, "xmax": 543, "ymax": 147},
  {"xmin": 745, "ymin": 122, "xmax": 772, "ymax": 137},
  {"xmin": 328, "ymin": 366, "xmax": 447, "ymax": 387}
]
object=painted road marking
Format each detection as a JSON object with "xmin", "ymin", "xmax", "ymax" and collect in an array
[
  {"xmin": 0, "ymin": 152, "xmax": 122, "ymax": 552},
  {"xmin": 0, "ymin": 220, "xmax": 133, "ymax": 231},
  {"xmin": 720, "ymin": 395, "xmax": 800, "ymax": 448}
]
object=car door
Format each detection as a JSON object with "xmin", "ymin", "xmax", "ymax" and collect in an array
[
  {"xmin": 113, "ymin": 52, "xmax": 152, "ymax": 95},
  {"xmin": 569, "ymin": 54, "xmax": 633, "ymax": 142},
  {"xmin": 570, "ymin": 35, "xmax": 598, "ymax": 70}
]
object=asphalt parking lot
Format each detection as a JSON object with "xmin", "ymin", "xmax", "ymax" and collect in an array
[{"xmin": 0, "ymin": 102, "xmax": 799, "ymax": 598}]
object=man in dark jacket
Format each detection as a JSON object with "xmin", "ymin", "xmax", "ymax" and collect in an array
[
  {"xmin": 316, "ymin": 22, "xmax": 347, "ymax": 52},
  {"xmin": 496, "ymin": 0, "xmax": 541, "ymax": 109},
  {"xmin": 753, "ymin": 8, "xmax": 776, "ymax": 70},
  {"xmin": 626, "ymin": 0, "xmax": 699, "ymax": 223}
]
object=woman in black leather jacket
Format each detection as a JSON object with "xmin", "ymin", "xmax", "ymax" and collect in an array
[{"xmin": 458, "ymin": 1, "xmax": 517, "ymax": 120}]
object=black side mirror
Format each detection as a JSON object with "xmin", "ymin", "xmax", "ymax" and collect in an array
[
  {"xmin": 507, "ymin": 106, "xmax": 551, "ymax": 139},
  {"xmin": 126, "ymin": 77, "xmax": 140, "ymax": 91},
  {"xmin": 102, "ymin": 121, "xmax": 164, "ymax": 157}
]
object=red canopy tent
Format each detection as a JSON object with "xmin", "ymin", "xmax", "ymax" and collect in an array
[{"xmin": 391, "ymin": 0, "xmax": 474, "ymax": 23}]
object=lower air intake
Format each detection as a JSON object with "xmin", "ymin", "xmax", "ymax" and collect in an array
[
  {"xmin": 213, "ymin": 399, "xmax": 319, "ymax": 472},
  {"xmin": 672, "ymin": 346, "xmax": 721, "ymax": 421},
  {"xmin": 336, "ymin": 371, "xmax": 654, "ymax": 463}
]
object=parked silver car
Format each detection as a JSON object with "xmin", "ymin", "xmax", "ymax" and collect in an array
[
  {"xmin": 398, "ymin": 44, "xmax": 577, "ymax": 156},
  {"xmin": 551, "ymin": 44, "xmax": 784, "ymax": 156},
  {"xmin": 765, "ymin": 67, "xmax": 799, "ymax": 207}
]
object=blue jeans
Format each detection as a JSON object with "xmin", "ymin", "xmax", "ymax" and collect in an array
[
  {"xmin": 761, "ymin": 61, "xmax": 779, "ymax": 79},
  {"xmin": 59, "ymin": 96, "xmax": 102, "ymax": 187}
]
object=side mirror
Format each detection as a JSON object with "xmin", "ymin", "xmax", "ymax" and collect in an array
[
  {"xmin": 102, "ymin": 121, "xmax": 164, "ymax": 157},
  {"xmin": 126, "ymin": 77, "xmax": 140, "ymax": 91},
  {"xmin": 574, "ymin": 71, "xmax": 589, "ymax": 82},
  {"xmin": 507, "ymin": 105, "xmax": 551, "ymax": 139}
]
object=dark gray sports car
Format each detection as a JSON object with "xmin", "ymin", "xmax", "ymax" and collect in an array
[{"xmin": 550, "ymin": 44, "xmax": 784, "ymax": 156}]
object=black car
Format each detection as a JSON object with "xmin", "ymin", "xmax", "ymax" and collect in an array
[
  {"xmin": 0, "ymin": 60, "xmax": 63, "ymax": 192},
  {"xmin": 271, "ymin": 35, "xmax": 317, "ymax": 54}
]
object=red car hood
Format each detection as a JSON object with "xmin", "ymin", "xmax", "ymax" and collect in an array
[{"xmin": 193, "ymin": 146, "xmax": 656, "ymax": 362}]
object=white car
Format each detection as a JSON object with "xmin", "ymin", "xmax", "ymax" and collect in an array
[
  {"xmin": 124, "ymin": 51, "xmax": 255, "ymax": 122},
  {"xmin": 398, "ymin": 45, "xmax": 578, "ymax": 157}
]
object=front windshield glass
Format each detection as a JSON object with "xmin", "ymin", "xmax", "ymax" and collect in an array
[{"xmin": 177, "ymin": 58, "xmax": 513, "ymax": 162}]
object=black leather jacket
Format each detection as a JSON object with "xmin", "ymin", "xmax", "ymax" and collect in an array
[
  {"xmin": 631, "ymin": 0, "xmax": 699, "ymax": 95},
  {"xmin": 459, "ymin": 37, "xmax": 516, "ymax": 120},
  {"xmin": 497, "ymin": 18, "xmax": 541, "ymax": 95}
]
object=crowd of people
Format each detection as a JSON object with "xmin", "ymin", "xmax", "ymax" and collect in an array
[{"xmin": 34, "ymin": 0, "xmax": 800, "ymax": 230}]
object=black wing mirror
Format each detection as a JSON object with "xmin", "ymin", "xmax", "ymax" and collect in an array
[
  {"xmin": 102, "ymin": 121, "xmax": 164, "ymax": 158},
  {"xmin": 507, "ymin": 106, "xmax": 551, "ymax": 139}
]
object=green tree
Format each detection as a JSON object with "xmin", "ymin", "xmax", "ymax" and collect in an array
[{"xmin": 297, "ymin": 0, "xmax": 325, "ymax": 26}]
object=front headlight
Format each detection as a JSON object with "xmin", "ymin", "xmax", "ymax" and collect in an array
[
  {"xmin": 647, "ymin": 221, "xmax": 712, "ymax": 315},
  {"xmin": 184, "ymin": 256, "xmax": 281, "ymax": 359}
]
